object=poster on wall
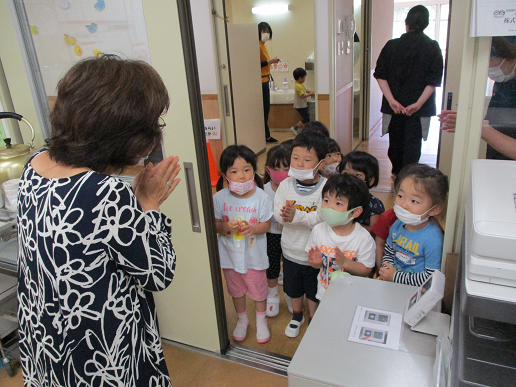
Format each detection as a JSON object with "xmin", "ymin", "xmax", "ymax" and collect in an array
[
  {"xmin": 270, "ymin": 60, "xmax": 289, "ymax": 72},
  {"xmin": 23, "ymin": 0, "xmax": 151, "ymax": 97},
  {"xmin": 470, "ymin": 0, "xmax": 516, "ymax": 37}
]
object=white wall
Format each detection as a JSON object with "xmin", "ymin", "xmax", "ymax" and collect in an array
[
  {"xmin": 316, "ymin": 0, "xmax": 329, "ymax": 94},
  {"xmin": 191, "ymin": 0, "xmax": 218, "ymax": 94}
]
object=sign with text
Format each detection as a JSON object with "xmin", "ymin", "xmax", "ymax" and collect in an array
[
  {"xmin": 204, "ymin": 119, "xmax": 221, "ymax": 140},
  {"xmin": 470, "ymin": 0, "xmax": 516, "ymax": 36}
]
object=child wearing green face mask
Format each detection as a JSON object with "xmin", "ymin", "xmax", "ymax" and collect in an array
[{"xmin": 306, "ymin": 174, "xmax": 376, "ymax": 301}]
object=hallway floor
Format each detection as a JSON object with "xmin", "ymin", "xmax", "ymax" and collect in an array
[{"xmin": 0, "ymin": 341, "xmax": 288, "ymax": 387}]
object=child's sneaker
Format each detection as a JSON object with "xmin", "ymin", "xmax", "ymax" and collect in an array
[
  {"xmin": 289, "ymin": 126, "xmax": 298, "ymax": 136},
  {"xmin": 278, "ymin": 272, "xmax": 284, "ymax": 285},
  {"xmin": 266, "ymin": 294, "xmax": 280, "ymax": 317},
  {"xmin": 285, "ymin": 316, "xmax": 305, "ymax": 338},
  {"xmin": 285, "ymin": 294, "xmax": 293, "ymax": 313}
]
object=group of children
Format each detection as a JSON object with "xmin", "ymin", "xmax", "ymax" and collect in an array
[{"xmin": 213, "ymin": 123, "xmax": 449, "ymax": 344}]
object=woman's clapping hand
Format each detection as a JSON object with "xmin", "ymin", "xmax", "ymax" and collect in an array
[{"xmin": 133, "ymin": 156, "xmax": 181, "ymax": 212}]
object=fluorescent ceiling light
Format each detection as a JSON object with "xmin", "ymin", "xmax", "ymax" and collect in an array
[{"xmin": 252, "ymin": 4, "xmax": 289, "ymax": 15}]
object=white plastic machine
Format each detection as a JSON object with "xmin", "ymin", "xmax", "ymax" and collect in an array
[
  {"xmin": 466, "ymin": 160, "xmax": 516, "ymax": 290},
  {"xmin": 451, "ymin": 160, "xmax": 516, "ymax": 387}
]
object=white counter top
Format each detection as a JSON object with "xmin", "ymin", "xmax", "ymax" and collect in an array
[{"xmin": 288, "ymin": 276, "xmax": 437, "ymax": 387}]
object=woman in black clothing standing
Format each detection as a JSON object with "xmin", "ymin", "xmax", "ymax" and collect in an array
[{"xmin": 374, "ymin": 5, "xmax": 443, "ymax": 176}]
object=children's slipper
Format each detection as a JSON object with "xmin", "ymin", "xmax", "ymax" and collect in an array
[
  {"xmin": 233, "ymin": 320, "xmax": 249, "ymax": 342},
  {"xmin": 266, "ymin": 294, "xmax": 280, "ymax": 317},
  {"xmin": 285, "ymin": 316, "xmax": 305, "ymax": 338}
]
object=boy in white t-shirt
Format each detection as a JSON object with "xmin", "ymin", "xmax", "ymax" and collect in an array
[
  {"xmin": 274, "ymin": 130, "xmax": 327, "ymax": 338},
  {"xmin": 307, "ymin": 174, "xmax": 376, "ymax": 301}
]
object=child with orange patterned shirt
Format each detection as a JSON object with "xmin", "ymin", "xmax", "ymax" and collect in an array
[{"xmin": 306, "ymin": 174, "xmax": 375, "ymax": 300}]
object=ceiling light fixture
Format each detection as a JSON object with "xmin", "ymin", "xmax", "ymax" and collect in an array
[{"xmin": 252, "ymin": 4, "xmax": 289, "ymax": 15}]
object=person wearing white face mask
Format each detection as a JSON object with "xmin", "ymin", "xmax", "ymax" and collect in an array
[
  {"xmin": 273, "ymin": 131, "xmax": 328, "ymax": 338},
  {"xmin": 378, "ymin": 163, "xmax": 448, "ymax": 287},
  {"xmin": 258, "ymin": 21, "xmax": 281, "ymax": 143},
  {"xmin": 320, "ymin": 138, "xmax": 342, "ymax": 178},
  {"xmin": 439, "ymin": 36, "xmax": 516, "ymax": 160},
  {"xmin": 484, "ymin": 36, "xmax": 516, "ymax": 160},
  {"xmin": 306, "ymin": 174, "xmax": 375, "ymax": 302},
  {"xmin": 214, "ymin": 145, "xmax": 274, "ymax": 344}
]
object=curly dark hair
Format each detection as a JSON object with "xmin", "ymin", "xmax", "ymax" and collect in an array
[{"xmin": 47, "ymin": 54, "xmax": 169, "ymax": 173}]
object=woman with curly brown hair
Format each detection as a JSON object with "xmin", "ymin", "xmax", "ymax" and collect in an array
[{"xmin": 17, "ymin": 55, "xmax": 180, "ymax": 387}]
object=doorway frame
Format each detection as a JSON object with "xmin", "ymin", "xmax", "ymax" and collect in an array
[{"xmin": 177, "ymin": 0, "xmax": 230, "ymax": 354}]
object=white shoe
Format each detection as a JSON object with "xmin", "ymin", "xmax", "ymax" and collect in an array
[
  {"xmin": 266, "ymin": 294, "xmax": 280, "ymax": 317},
  {"xmin": 233, "ymin": 320, "xmax": 249, "ymax": 342},
  {"xmin": 257, "ymin": 320, "xmax": 271, "ymax": 343},
  {"xmin": 285, "ymin": 316, "xmax": 305, "ymax": 338},
  {"xmin": 285, "ymin": 294, "xmax": 293, "ymax": 314},
  {"xmin": 278, "ymin": 272, "xmax": 283, "ymax": 285},
  {"xmin": 289, "ymin": 127, "xmax": 298, "ymax": 136}
]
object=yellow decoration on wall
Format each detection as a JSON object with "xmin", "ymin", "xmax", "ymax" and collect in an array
[
  {"xmin": 93, "ymin": 48, "xmax": 101, "ymax": 57},
  {"xmin": 64, "ymin": 34, "xmax": 76, "ymax": 45},
  {"xmin": 30, "ymin": 26, "xmax": 38, "ymax": 35},
  {"xmin": 74, "ymin": 45, "xmax": 82, "ymax": 56}
]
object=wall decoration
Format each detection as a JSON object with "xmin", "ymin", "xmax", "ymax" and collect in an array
[{"xmin": 23, "ymin": 0, "xmax": 151, "ymax": 97}]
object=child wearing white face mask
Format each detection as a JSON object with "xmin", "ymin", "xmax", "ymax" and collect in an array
[
  {"xmin": 306, "ymin": 174, "xmax": 375, "ymax": 301},
  {"xmin": 320, "ymin": 138, "xmax": 342, "ymax": 178},
  {"xmin": 214, "ymin": 145, "xmax": 274, "ymax": 344},
  {"xmin": 378, "ymin": 163, "xmax": 448, "ymax": 287},
  {"xmin": 273, "ymin": 130, "xmax": 327, "ymax": 337}
]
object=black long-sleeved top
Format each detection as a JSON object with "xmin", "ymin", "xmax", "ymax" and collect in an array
[{"xmin": 374, "ymin": 32, "xmax": 443, "ymax": 117}]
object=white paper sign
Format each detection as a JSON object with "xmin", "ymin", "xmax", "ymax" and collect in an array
[
  {"xmin": 204, "ymin": 119, "xmax": 221, "ymax": 140},
  {"xmin": 347, "ymin": 306, "xmax": 403, "ymax": 351},
  {"xmin": 270, "ymin": 60, "xmax": 289, "ymax": 72},
  {"xmin": 470, "ymin": 0, "xmax": 516, "ymax": 37}
]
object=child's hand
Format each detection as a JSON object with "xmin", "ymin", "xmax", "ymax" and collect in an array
[
  {"xmin": 226, "ymin": 220, "xmax": 240, "ymax": 233},
  {"xmin": 280, "ymin": 201, "xmax": 296, "ymax": 223},
  {"xmin": 334, "ymin": 247, "xmax": 348, "ymax": 268},
  {"xmin": 239, "ymin": 221, "xmax": 255, "ymax": 237},
  {"xmin": 378, "ymin": 262, "xmax": 396, "ymax": 282},
  {"xmin": 308, "ymin": 246, "xmax": 323, "ymax": 268}
]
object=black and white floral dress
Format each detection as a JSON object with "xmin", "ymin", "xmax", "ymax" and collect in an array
[{"xmin": 17, "ymin": 153, "xmax": 176, "ymax": 387}]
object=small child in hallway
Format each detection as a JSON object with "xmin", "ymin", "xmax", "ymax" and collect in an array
[
  {"xmin": 340, "ymin": 151, "xmax": 385, "ymax": 234},
  {"xmin": 274, "ymin": 130, "xmax": 327, "ymax": 338},
  {"xmin": 307, "ymin": 174, "xmax": 375, "ymax": 301},
  {"xmin": 290, "ymin": 67, "xmax": 315, "ymax": 135},
  {"xmin": 378, "ymin": 163, "xmax": 448, "ymax": 286},
  {"xmin": 213, "ymin": 145, "xmax": 273, "ymax": 343},
  {"xmin": 321, "ymin": 138, "xmax": 342, "ymax": 178},
  {"xmin": 263, "ymin": 145, "xmax": 291, "ymax": 317}
]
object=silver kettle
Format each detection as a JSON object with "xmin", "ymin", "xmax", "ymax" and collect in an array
[{"xmin": 0, "ymin": 112, "xmax": 36, "ymax": 185}]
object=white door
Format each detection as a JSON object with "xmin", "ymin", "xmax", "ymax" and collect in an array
[
  {"xmin": 7, "ymin": 0, "xmax": 226, "ymax": 353},
  {"xmin": 332, "ymin": 0, "xmax": 355, "ymax": 154}
]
